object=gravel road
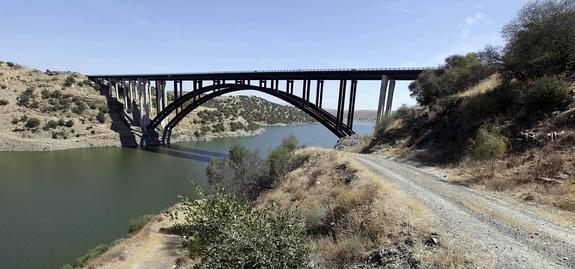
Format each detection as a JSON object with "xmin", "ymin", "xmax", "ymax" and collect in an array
[{"xmin": 354, "ymin": 154, "xmax": 575, "ymax": 269}]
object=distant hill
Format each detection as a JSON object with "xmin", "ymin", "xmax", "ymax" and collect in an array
[{"xmin": 325, "ymin": 109, "xmax": 377, "ymax": 122}]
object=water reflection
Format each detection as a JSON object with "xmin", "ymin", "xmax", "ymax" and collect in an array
[{"xmin": 142, "ymin": 145, "xmax": 228, "ymax": 162}]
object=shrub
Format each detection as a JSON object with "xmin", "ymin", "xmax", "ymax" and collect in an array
[
  {"xmin": 524, "ymin": 75, "xmax": 571, "ymax": 111},
  {"xmin": 50, "ymin": 89, "xmax": 62, "ymax": 99},
  {"xmin": 44, "ymin": 120, "xmax": 59, "ymax": 130},
  {"xmin": 172, "ymin": 187, "xmax": 310, "ymax": 268},
  {"xmin": 96, "ymin": 111, "xmax": 106, "ymax": 123},
  {"xmin": 17, "ymin": 88, "xmax": 35, "ymax": 107},
  {"xmin": 471, "ymin": 128, "xmax": 508, "ymax": 161},
  {"xmin": 41, "ymin": 89, "xmax": 50, "ymax": 99},
  {"xmin": 127, "ymin": 214, "xmax": 155, "ymax": 235},
  {"xmin": 267, "ymin": 135, "xmax": 299, "ymax": 183},
  {"xmin": 0, "ymin": 99, "xmax": 8, "ymax": 106},
  {"xmin": 63, "ymin": 76, "xmax": 76, "ymax": 87},
  {"xmin": 206, "ymin": 145, "xmax": 267, "ymax": 200},
  {"xmin": 98, "ymin": 105, "xmax": 110, "ymax": 113},
  {"xmin": 72, "ymin": 101, "xmax": 87, "ymax": 115},
  {"xmin": 6, "ymin": 62, "xmax": 15, "ymax": 67},
  {"xmin": 65, "ymin": 120, "xmax": 74, "ymax": 127},
  {"xmin": 25, "ymin": 117, "xmax": 41, "ymax": 129}
]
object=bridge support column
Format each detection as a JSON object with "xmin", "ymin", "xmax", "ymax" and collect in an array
[
  {"xmin": 114, "ymin": 82, "xmax": 119, "ymax": 100},
  {"xmin": 376, "ymin": 75, "xmax": 389, "ymax": 124},
  {"xmin": 347, "ymin": 80, "xmax": 357, "ymax": 130},
  {"xmin": 121, "ymin": 79, "xmax": 128, "ymax": 111},
  {"xmin": 173, "ymin": 80, "xmax": 178, "ymax": 114},
  {"xmin": 161, "ymin": 81, "xmax": 167, "ymax": 110},
  {"xmin": 336, "ymin": 80, "xmax": 347, "ymax": 131},
  {"xmin": 316, "ymin": 80, "xmax": 324, "ymax": 107},
  {"xmin": 384, "ymin": 79, "xmax": 396, "ymax": 118},
  {"xmin": 108, "ymin": 80, "xmax": 114, "ymax": 97}
]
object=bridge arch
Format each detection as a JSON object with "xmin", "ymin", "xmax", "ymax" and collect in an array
[{"xmin": 146, "ymin": 83, "xmax": 354, "ymax": 144}]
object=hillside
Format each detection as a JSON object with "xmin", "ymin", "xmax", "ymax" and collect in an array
[
  {"xmin": 0, "ymin": 61, "xmax": 119, "ymax": 151},
  {"xmin": 354, "ymin": 1, "xmax": 575, "ymax": 213},
  {"xmin": 202, "ymin": 95, "xmax": 313, "ymax": 125}
]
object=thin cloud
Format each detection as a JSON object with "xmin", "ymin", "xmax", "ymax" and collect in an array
[
  {"xmin": 384, "ymin": 6, "xmax": 414, "ymax": 14},
  {"xmin": 465, "ymin": 12, "xmax": 484, "ymax": 26},
  {"xmin": 459, "ymin": 12, "xmax": 485, "ymax": 39}
]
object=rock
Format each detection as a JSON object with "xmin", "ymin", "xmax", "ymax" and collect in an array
[
  {"xmin": 335, "ymin": 134, "xmax": 360, "ymax": 150},
  {"xmin": 424, "ymin": 234, "xmax": 440, "ymax": 246},
  {"xmin": 536, "ymin": 176, "xmax": 562, "ymax": 184}
]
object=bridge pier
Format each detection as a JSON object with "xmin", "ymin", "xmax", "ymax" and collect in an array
[
  {"xmin": 375, "ymin": 75, "xmax": 396, "ymax": 124},
  {"xmin": 384, "ymin": 79, "xmax": 396, "ymax": 118}
]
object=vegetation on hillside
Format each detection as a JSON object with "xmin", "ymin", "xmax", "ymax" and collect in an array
[
  {"xmin": 203, "ymin": 95, "xmax": 313, "ymax": 125},
  {"xmin": 169, "ymin": 139, "xmax": 465, "ymax": 268},
  {"xmin": 365, "ymin": 0, "xmax": 575, "ymax": 211},
  {"xmin": 0, "ymin": 61, "xmax": 112, "ymax": 143}
]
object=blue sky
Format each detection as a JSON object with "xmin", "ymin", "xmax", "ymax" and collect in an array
[{"xmin": 0, "ymin": 0, "xmax": 529, "ymax": 110}]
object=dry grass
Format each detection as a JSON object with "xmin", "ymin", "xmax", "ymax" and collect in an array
[
  {"xmin": 461, "ymin": 140, "xmax": 575, "ymax": 212},
  {"xmin": 258, "ymin": 148, "xmax": 469, "ymax": 268},
  {"xmin": 457, "ymin": 74, "xmax": 501, "ymax": 98}
]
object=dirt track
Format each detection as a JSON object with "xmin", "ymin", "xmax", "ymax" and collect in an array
[{"xmin": 354, "ymin": 154, "xmax": 575, "ymax": 269}]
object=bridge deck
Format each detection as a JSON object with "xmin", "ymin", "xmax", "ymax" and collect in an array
[{"xmin": 88, "ymin": 68, "xmax": 431, "ymax": 81}]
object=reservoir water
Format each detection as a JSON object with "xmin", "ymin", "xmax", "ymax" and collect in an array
[{"xmin": 0, "ymin": 122, "xmax": 374, "ymax": 269}]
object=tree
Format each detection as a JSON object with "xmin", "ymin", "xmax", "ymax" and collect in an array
[
  {"xmin": 502, "ymin": 0, "xmax": 575, "ymax": 79},
  {"xmin": 409, "ymin": 52, "xmax": 497, "ymax": 106}
]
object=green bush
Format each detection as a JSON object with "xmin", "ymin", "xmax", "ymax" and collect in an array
[
  {"xmin": 64, "ymin": 76, "xmax": 76, "ymax": 87},
  {"xmin": 72, "ymin": 101, "xmax": 87, "ymax": 115},
  {"xmin": 17, "ymin": 88, "xmax": 35, "ymax": 107},
  {"xmin": 65, "ymin": 120, "xmax": 74, "ymax": 127},
  {"xmin": 172, "ymin": 187, "xmax": 310, "ymax": 269},
  {"xmin": 127, "ymin": 214, "xmax": 155, "ymax": 235},
  {"xmin": 96, "ymin": 111, "xmax": 106, "ymax": 123},
  {"xmin": 470, "ymin": 128, "xmax": 508, "ymax": 161},
  {"xmin": 41, "ymin": 89, "xmax": 50, "ymax": 99},
  {"xmin": 98, "ymin": 105, "xmax": 110, "ymax": 113},
  {"xmin": 25, "ymin": 117, "xmax": 41, "ymax": 129},
  {"xmin": 267, "ymin": 135, "xmax": 298, "ymax": 183},
  {"xmin": 44, "ymin": 120, "xmax": 59, "ymax": 130},
  {"xmin": 524, "ymin": 75, "xmax": 571, "ymax": 111},
  {"xmin": 0, "ymin": 99, "xmax": 8, "ymax": 106}
]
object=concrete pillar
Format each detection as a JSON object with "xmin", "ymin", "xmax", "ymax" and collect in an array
[
  {"xmin": 108, "ymin": 80, "xmax": 114, "ymax": 97},
  {"xmin": 114, "ymin": 82, "xmax": 119, "ymax": 100},
  {"xmin": 122, "ymin": 79, "xmax": 128, "ymax": 111},
  {"xmin": 161, "ymin": 81, "xmax": 167, "ymax": 110},
  {"xmin": 376, "ymin": 75, "xmax": 389, "ymax": 124},
  {"xmin": 384, "ymin": 79, "xmax": 396, "ymax": 118}
]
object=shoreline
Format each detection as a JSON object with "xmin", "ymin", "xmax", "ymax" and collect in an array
[{"xmin": 0, "ymin": 126, "xmax": 267, "ymax": 152}]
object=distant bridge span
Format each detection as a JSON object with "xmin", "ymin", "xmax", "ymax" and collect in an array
[{"xmin": 88, "ymin": 68, "xmax": 430, "ymax": 145}]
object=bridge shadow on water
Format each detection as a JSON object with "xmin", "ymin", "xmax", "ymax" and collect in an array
[{"xmin": 141, "ymin": 144, "xmax": 229, "ymax": 163}]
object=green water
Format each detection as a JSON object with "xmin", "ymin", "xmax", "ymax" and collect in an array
[{"xmin": 0, "ymin": 122, "xmax": 373, "ymax": 269}]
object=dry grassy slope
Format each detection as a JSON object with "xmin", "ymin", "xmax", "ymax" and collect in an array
[
  {"xmin": 257, "ymin": 148, "xmax": 468, "ymax": 268},
  {"xmin": 360, "ymin": 74, "xmax": 575, "ymax": 213},
  {"xmin": 0, "ymin": 61, "xmax": 118, "ymax": 151}
]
